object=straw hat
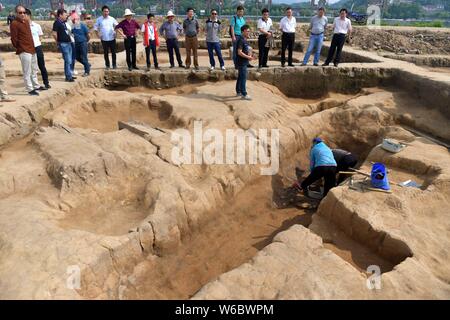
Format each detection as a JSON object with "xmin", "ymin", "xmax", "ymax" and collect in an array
[
  {"xmin": 166, "ymin": 10, "xmax": 175, "ymax": 17},
  {"xmin": 123, "ymin": 8, "xmax": 135, "ymax": 17}
]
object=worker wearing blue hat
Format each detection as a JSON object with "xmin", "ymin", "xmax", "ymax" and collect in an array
[{"xmin": 300, "ymin": 137, "xmax": 337, "ymax": 197}]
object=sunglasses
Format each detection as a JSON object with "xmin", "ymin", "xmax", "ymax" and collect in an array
[
  {"xmin": 212, "ymin": 13, "xmax": 217, "ymax": 15},
  {"xmin": 18, "ymin": 11, "xmax": 26, "ymax": 14}
]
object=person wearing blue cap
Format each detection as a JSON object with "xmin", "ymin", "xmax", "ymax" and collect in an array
[{"xmin": 300, "ymin": 137, "xmax": 337, "ymax": 197}]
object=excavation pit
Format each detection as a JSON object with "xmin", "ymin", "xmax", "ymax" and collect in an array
[{"xmin": 0, "ymin": 66, "xmax": 449, "ymax": 300}]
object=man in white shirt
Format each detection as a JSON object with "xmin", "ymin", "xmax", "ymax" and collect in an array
[
  {"xmin": 323, "ymin": 8, "xmax": 352, "ymax": 67},
  {"xmin": 94, "ymin": 5, "xmax": 118, "ymax": 69},
  {"xmin": 279, "ymin": 7, "xmax": 296, "ymax": 67},
  {"xmin": 27, "ymin": 9, "xmax": 50, "ymax": 89},
  {"xmin": 257, "ymin": 8, "xmax": 273, "ymax": 68}
]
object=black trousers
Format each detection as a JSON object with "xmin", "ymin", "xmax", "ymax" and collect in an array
[
  {"xmin": 336, "ymin": 154, "xmax": 358, "ymax": 184},
  {"xmin": 35, "ymin": 45, "xmax": 49, "ymax": 86},
  {"xmin": 301, "ymin": 166, "xmax": 337, "ymax": 197},
  {"xmin": 325, "ymin": 33, "xmax": 346, "ymax": 65},
  {"xmin": 281, "ymin": 32, "xmax": 295, "ymax": 65},
  {"xmin": 258, "ymin": 34, "xmax": 269, "ymax": 67},
  {"xmin": 124, "ymin": 37, "xmax": 137, "ymax": 68},
  {"xmin": 101, "ymin": 39, "xmax": 116, "ymax": 68},
  {"xmin": 166, "ymin": 38, "xmax": 183, "ymax": 67},
  {"xmin": 145, "ymin": 40, "xmax": 158, "ymax": 67}
]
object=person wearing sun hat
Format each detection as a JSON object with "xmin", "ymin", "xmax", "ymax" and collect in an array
[
  {"xmin": 299, "ymin": 137, "xmax": 337, "ymax": 197},
  {"xmin": 159, "ymin": 10, "xmax": 185, "ymax": 68},
  {"xmin": 115, "ymin": 8, "xmax": 140, "ymax": 71}
]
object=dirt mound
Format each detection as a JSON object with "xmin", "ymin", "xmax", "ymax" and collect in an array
[{"xmin": 351, "ymin": 28, "xmax": 450, "ymax": 55}]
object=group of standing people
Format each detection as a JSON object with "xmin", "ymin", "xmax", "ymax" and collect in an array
[
  {"xmin": 2, "ymin": 5, "xmax": 353, "ymax": 103},
  {"xmin": 290, "ymin": 7, "xmax": 350, "ymax": 68},
  {"xmin": 4, "ymin": 3, "xmax": 90, "ymax": 99},
  {"xmin": 53, "ymin": 8, "xmax": 91, "ymax": 82}
]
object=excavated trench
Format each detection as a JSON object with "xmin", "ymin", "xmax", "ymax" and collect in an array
[
  {"xmin": 61, "ymin": 79, "xmax": 423, "ymax": 299},
  {"xmin": 2, "ymin": 66, "xmax": 448, "ymax": 299}
]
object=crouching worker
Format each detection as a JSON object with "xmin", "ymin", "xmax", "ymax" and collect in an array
[
  {"xmin": 300, "ymin": 137, "xmax": 337, "ymax": 197},
  {"xmin": 333, "ymin": 148, "xmax": 358, "ymax": 184}
]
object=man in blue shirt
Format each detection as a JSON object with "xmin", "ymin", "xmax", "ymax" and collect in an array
[
  {"xmin": 72, "ymin": 15, "xmax": 91, "ymax": 76},
  {"xmin": 159, "ymin": 10, "xmax": 185, "ymax": 68},
  {"xmin": 300, "ymin": 137, "xmax": 337, "ymax": 197},
  {"xmin": 230, "ymin": 5, "xmax": 246, "ymax": 68}
]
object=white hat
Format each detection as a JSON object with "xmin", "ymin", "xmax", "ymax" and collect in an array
[
  {"xmin": 166, "ymin": 10, "xmax": 175, "ymax": 17},
  {"xmin": 123, "ymin": 9, "xmax": 135, "ymax": 17}
]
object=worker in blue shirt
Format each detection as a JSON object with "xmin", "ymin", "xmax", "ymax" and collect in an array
[{"xmin": 300, "ymin": 137, "xmax": 337, "ymax": 197}]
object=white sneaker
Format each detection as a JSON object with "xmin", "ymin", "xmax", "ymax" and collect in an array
[
  {"xmin": 210, "ymin": 66, "xmax": 215, "ymax": 71},
  {"xmin": 73, "ymin": 70, "xmax": 78, "ymax": 76},
  {"xmin": 221, "ymin": 66, "xmax": 226, "ymax": 71},
  {"xmin": 241, "ymin": 95, "xmax": 252, "ymax": 100},
  {"xmin": 236, "ymin": 93, "xmax": 242, "ymax": 97}
]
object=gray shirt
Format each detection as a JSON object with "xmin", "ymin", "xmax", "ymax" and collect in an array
[
  {"xmin": 205, "ymin": 18, "xmax": 222, "ymax": 43},
  {"xmin": 183, "ymin": 18, "xmax": 199, "ymax": 37},
  {"xmin": 159, "ymin": 21, "xmax": 183, "ymax": 39},
  {"xmin": 310, "ymin": 15, "xmax": 328, "ymax": 35}
]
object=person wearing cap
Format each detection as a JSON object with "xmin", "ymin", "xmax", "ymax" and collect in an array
[
  {"xmin": 26, "ymin": 8, "xmax": 51, "ymax": 89},
  {"xmin": 94, "ymin": 5, "xmax": 118, "ymax": 69},
  {"xmin": 300, "ymin": 137, "xmax": 337, "ymax": 197},
  {"xmin": 115, "ymin": 9, "xmax": 140, "ymax": 71},
  {"xmin": 159, "ymin": 11, "xmax": 185, "ymax": 68},
  {"xmin": 301, "ymin": 7, "xmax": 327, "ymax": 66},
  {"xmin": 141, "ymin": 13, "xmax": 160, "ymax": 71},
  {"xmin": 183, "ymin": 7, "xmax": 200, "ymax": 70}
]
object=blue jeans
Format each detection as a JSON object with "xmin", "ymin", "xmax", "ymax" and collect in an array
[
  {"xmin": 59, "ymin": 42, "xmax": 73, "ymax": 80},
  {"xmin": 207, "ymin": 42, "xmax": 224, "ymax": 68},
  {"xmin": 75, "ymin": 41, "xmax": 90, "ymax": 74},
  {"xmin": 236, "ymin": 65, "xmax": 248, "ymax": 96},
  {"xmin": 232, "ymin": 35, "xmax": 241, "ymax": 67},
  {"xmin": 302, "ymin": 33, "xmax": 324, "ymax": 65}
]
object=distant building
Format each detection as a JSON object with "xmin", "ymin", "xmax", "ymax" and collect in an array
[
  {"xmin": 393, "ymin": 0, "xmax": 414, "ymax": 4},
  {"xmin": 422, "ymin": 4, "xmax": 445, "ymax": 12}
]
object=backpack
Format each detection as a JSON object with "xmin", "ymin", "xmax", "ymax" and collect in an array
[
  {"xmin": 370, "ymin": 162, "xmax": 390, "ymax": 191},
  {"xmin": 229, "ymin": 15, "xmax": 237, "ymax": 37}
]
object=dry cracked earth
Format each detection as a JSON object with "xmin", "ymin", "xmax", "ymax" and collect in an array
[{"xmin": 0, "ymin": 52, "xmax": 449, "ymax": 300}]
